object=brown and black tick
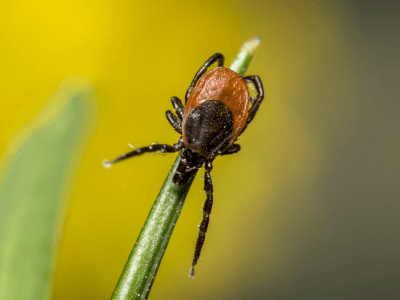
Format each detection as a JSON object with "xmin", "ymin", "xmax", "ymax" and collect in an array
[{"xmin": 105, "ymin": 53, "xmax": 264, "ymax": 278}]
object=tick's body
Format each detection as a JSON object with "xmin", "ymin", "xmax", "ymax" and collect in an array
[
  {"xmin": 107, "ymin": 53, "xmax": 264, "ymax": 278},
  {"xmin": 183, "ymin": 67, "xmax": 249, "ymax": 156}
]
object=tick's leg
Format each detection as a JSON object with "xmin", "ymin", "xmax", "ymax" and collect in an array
[
  {"xmin": 220, "ymin": 143, "xmax": 241, "ymax": 156},
  {"xmin": 249, "ymin": 96, "xmax": 256, "ymax": 105},
  {"xmin": 166, "ymin": 110, "xmax": 182, "ymax": 134},
  {"xmin": 104, "ymin": 137, "xmax": 184, "ymax": 167},
  {"xmin": 173, "ymin": 149, "xmax": 205, "ymax": 186},
  {"xmin": 171, "ymin": 96, "xmax": 184, "ymax": 121},
  {"xmin": 240, "ymin": 75, "xmax": 264, "ymax": 136},
  {"xmin": 190, "ymin": 160, "xmax": 214, "ymax": 279},
  {"xmin": 185, "ymin": 53, "xmax": 225, "ymax": 104}
]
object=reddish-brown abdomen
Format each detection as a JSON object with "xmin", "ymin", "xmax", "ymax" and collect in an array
[{"xmin": 184, "ymin": 68, "xmax": 249, "ymax": 145}]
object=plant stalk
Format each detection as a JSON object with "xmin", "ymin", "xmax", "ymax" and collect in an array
[{"xmin": 110, "ymin": 37, "xmax": 261, "ymax": 300}]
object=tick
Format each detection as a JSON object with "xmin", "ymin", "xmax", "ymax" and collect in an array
[{"xmin": 105, "ymin": 53, "xmax": 264, "ymax": 278}]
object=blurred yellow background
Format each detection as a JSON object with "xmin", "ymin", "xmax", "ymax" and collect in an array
[{"xmin": 1, "ymin": 1, "xmax": 399, "ymax": 299}]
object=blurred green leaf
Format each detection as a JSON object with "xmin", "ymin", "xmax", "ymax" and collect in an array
[{"xmin": 0, "ymin": 77, "xmax": 97, "ymax": 299}]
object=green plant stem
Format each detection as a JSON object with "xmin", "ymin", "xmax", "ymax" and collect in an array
[{"xmin": 110, "ymin": 37, "xmax": 261, "ymax": 300}]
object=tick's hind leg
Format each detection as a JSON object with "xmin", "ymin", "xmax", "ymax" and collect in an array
[
  {"xmin": 244, "ymin": 75, "xmax": 264, "ymax": 124},
  {"xmin": 104, "ymin": 137, "xmax": 184, "ymax": 167},
  {"xmin": 220, "ymin": 143, "xmax": 241, "ymax": 156},
  {"xmin": 166, "ymin": 110, "xmax": 182, "ymax": 134},
  {"xmin": 190, "ymin": 160, "xmax": 214, "ymax": 279},
  {"xmin": 185, "ymin": 53, "xmax": 225, "ymax": 103},
  {"xmin": 240, "ymin": 75, "xmax": 264, "ymax": 136}
]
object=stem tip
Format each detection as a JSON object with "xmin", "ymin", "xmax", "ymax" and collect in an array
[{"xmin": 244, "ymin": 37, "xmax": 261, "ymax": 54}]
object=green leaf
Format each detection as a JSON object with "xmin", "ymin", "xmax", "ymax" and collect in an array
[{"xmin": 0, "ymin": 77, "xmax": 98, "ymax": 300}]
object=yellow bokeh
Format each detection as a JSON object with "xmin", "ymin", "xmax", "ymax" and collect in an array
[{"xmin": 1, "ymin": 1, "xmax": 359, "ymax": 299}]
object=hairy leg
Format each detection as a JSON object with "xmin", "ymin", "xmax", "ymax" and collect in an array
[
  {"xmin": 220, "ymin": 143, "xmax": 241, "ymax": 156},
  {"xmin": 185, "ymin": 53, "xmax": 225, "ymax": 103},
  {"xmin": 166, "ymin": 110, "xmax": 182, "ymax": 134},
  {"xmin": 190, "ymin": 159, "xmax": 214, "ymax": 278},
  {"xmin": 105, "ymin": 137, "xmax": 184, "ymax": 166},
  {"xmin": 171, "ymin": 96, "xmax": 184, "ymax": 120},
  {"xmin": 240, "ymin": 75, "xmax": 264, "ymax": 136}
]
